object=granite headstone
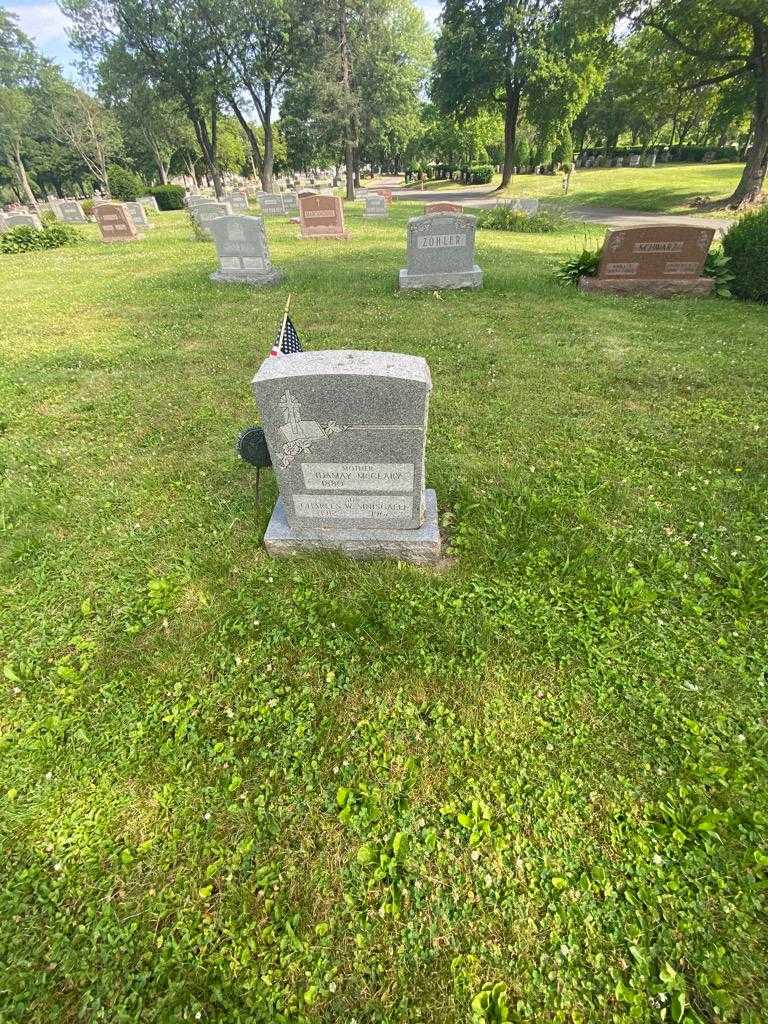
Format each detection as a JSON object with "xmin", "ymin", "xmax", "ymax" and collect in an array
[
  {"xmin": 94, "ymin": 202, "xmax": 139, "ymax": 242},
  {"xmin": 580, "ymin": 225, "xmax": 715, "ymax": 297},
  {"xmin": 298, "ymin": 195, "xmax": 350, "ymax": 239},
  {"xmin": 59, "ymin": 200, "xmax": 87, "ymax": 224},
  {"xmin": 252, "ymin": 350, "xmax": 440, "ymax": 564},
  {"xmin": 5, "ymin": 212, "xmax": 43, "ymax": 229},
  {"xmin": 363, "ymin": 193, "xmax": 389, "ymax": 218},
  {"xmin": 399, "ymin": 212, "xmax": 482, "ymax": 290},
  {"xmin": 125, "ymin": 201, "xmax": 153, "ymax": 230},
  {"xmin": 209, "ymin": 214, "xmax": 282, "ymax": 286}
]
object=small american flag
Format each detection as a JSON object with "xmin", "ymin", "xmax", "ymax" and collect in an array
[{"xmin": 270, "ymin": 314, "xmax": 303, "ymax": 356}]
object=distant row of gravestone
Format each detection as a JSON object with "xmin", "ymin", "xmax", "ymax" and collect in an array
[
  {"xmin": 188, "ymin": 192, "xmax": 715, "ymax": 298},
  {"xmin": 2, "ymin": 189, "xmax": 716, "ymax": 299}
]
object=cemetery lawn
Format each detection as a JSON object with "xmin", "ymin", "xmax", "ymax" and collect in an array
[
  {"xmin": 2, "ymin": 204, "xmax": 768, "ymax": 1024},
  {"xmin": 404, "ymin": 163, "xmax": 745, "ymax": 214}
]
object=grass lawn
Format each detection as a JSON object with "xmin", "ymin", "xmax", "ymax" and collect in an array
[
  {"xmin": 1, "ymin": 204, "xmax": 767, "ymax": 1023},
  {"xmin": 401, "ymin": 163, "xmax": 746, "ymax": 214}
]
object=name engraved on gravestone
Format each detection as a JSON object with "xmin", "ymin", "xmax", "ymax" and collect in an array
[
  {"xmin": 399, "ymin": 212, "xmax": 482, "ymax": 290},
  {"xmin": 301, "ymin": 463, "xmax": 414, "ymax": 491},
  {"xmin": 298, "ymin": 195, "xmax": 349, "ymax": 239},
  {"xmin": 293, "ymin": 495, "xmax": 412, "ymax": 519},
  {"xmin": 252, "ymin": 351, "xmax": 440, "ymax": 563},
  {"xmin": 209, "ymin": 214, "xmax": 282, "ymax": 286},
  {"xmin": 417, "ymin": 233, "xmax": 466, "ymax": 249},
  {"xmin": 581, "ymin": 224, "xmax": 715, "ymax": 297}
]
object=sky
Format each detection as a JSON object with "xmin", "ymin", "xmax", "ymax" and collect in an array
[{"xmin": 6, "ymin": 0, "xmax": 443, "ymax": 81}]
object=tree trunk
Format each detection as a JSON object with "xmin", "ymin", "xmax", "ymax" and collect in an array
[
  {"xmin": 229, "ymin": 94, "xmax": 265, "ymax": 186},
  {"xmin": 500, "ymin": 77, "xmax": 520, "ymax": 189},
  {"xmin": 339, "ymin": 0, "xmax": 356, "ymax": 201},
  {"xmin": 12, "ymin": 141, "xmax": 39, "ymax": 213},
  {"xmin": 262, "ymin": 86, "xmax": 274, "ymax": 192},
  {"xmin": 192, "ymin": 113, "xmax": 223, "ymax": 197},
  {"xmin": 728, "ymin": 23, "xmax": 768, "ymax": 206}
]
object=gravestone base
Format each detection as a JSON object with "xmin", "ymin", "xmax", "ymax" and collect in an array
[
  {"xmin": 264, "ymin": 489, "xmax": 442, "ymax": 566},
  {"xmin": 579, "ymin": 275, "xmax": 714, "ymax": 298},
  {"xmin": 298, "ymin": 230, "xmax": 351, "ymax": 240},
  {"xmin": 210, "ymin": 267, "xmax": 283, "ymax": 287},
  {"xmin": 399, "ymin": 266, "xmax": 483, "ymax": 290}
]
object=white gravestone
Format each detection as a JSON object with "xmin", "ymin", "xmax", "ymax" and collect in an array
[
  {"xmin": 208, "ymin": 215, "xmax": 282, "ymax": 286},
  {"xmin": 137, "ymin": 195, "xmax": 160, "ymax": 213},
  {"xmin": 399, "ymin": 212, "xmax": 482, "ymax": 290},
  {"xmin": 252, "ymin": 350, "xmax": 441, "ymax": 564}
]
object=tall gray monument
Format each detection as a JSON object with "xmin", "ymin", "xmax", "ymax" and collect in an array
[
  {"xmin": 209, "ymin": 215, "xmax": 282, "ymax": 286},
  {"xmin": 399, "ymin": 212, "xmax": 482, "ymax": 290},
  {"xmin": 252, "ymin": 350, "xmax": 441, "ymax": 564}
]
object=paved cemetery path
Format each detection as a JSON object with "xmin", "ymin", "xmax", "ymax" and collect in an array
[{"xmin": 361, "ymin": 181, "xmax": 735, "ymax": 233}]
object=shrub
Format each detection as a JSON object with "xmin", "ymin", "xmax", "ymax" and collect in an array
[
  {"xmin": 462, "ymin": 164, "xmax": 493, "ymax": 185},
  {"xmin": 148, "ymin": 184, "xmax": 186, "ymax": 211},
  {"xmin": 81, "ymin": 199, "xmax": 95, "ymax": 217},
  {"xmin": 477, "ymin": 206, "xmax": 560, "ymax": 233},
  {"xmin": 107, "ymin": 164, "xmax": 144, "ymax": 201},
  {"xmin": 702, "ymin": 248, "xmax": 734, "ymax": 298},
  {"xmin": 1, "ymin": 222, "xmax": 82, "ymax": 254},
  {"xmin": 556, "ymin": 247, "xmax": 602, "ymax": 286},
  {"xmin": 722, "ymin": 205, "xmax": 768, "ymax": 302}
]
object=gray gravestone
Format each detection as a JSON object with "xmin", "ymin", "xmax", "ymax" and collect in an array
[
  {"xmin": 629, "ymin": 154, "xmax": 641, "ymax": 167},
  {"xmin": 59, "ymin": 200, "xmax": 87, "ymax": 224},
  {"xmin": 5, "ymin": 212, "xmax": 42, "ymax": 229},
  {"xmin": 226, "ymin": 190, "xmax": 249, "ymax": 211},
  {"xmin": 260, "ymin": 194, "xmax": 285, "ymax": 216},
  {"xmin": 125, "ymin": 201, "xmax": 153, "ymax": 229},
  {"xmin": 282, "ymin": 193, "xmax": 298, "ymax": 213},
  {"xmin": 193, "ymin": 201, "xmax": 232, "ymax": 234},
  {"xmin": 399, "ymin": 212, "xmax": 482, "ymax": 290},
  {"xmin": 0, "ymin": 212, "xmax": 8, "ymax": 233},
  {"xmin": 137, "ymin": 195, "xmax": 160, "ymax": 213},
  {"xmin": 508, "ymin": 198, "xmax": 539, "ymax": 215},
  {"xmin": 209, "ymin": 214, "xmax": 282, "ymax": 286},
  {"xmin": 252, "ymin": 350, "xmax": 440, "ymax": 564},
  {"xmin": 364, "ymin": 193, "xmax": 389, "ymax": 218}
]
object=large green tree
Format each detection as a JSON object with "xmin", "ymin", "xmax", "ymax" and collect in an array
[
  {"xmin": 432, "ymin": 0, "xmax": 611, "ymax": 188},
  {"xmin": 195, "ymin": 0, "xmax": 306, "ymax": 190},
  {"xmin": 629, "ymin": 0, "xmax": 768, "ymax": 205},
  {"xmin": 62, "ymin": 0, "xmax": 226, "ymax": 195}
]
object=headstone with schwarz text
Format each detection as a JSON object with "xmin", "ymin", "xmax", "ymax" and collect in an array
[{"xmin": 580, "ymin": 224, "xmax": 715, "ymax": 298}]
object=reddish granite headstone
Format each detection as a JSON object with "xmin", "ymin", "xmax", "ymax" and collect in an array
[
  {"xmin": 298, "ymin": 195, "xmax": 350, "ymax": 240},
  {"xmin": 424, "ymin": 202, "xmax": 463, "ymax": 214},
  {"xmin": 580, "ymin": 225, "xmax": 715, "ymax": 297},
  {"xmin": 373, "ymin": 189, "xmax": 393, "ymax": 203},
  {"xmin": 94, "ymin": 202, "xmax": 139, "ymax": 243}
]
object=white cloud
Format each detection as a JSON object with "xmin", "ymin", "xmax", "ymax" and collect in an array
[{"xmin": 8, "ymin": 2, "xmax": 72, "ymax": 47}]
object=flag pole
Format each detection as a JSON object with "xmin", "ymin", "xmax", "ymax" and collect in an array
[{"xmin": 277, "ymin": 293, "xmax": 291, "ymax": 351}]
